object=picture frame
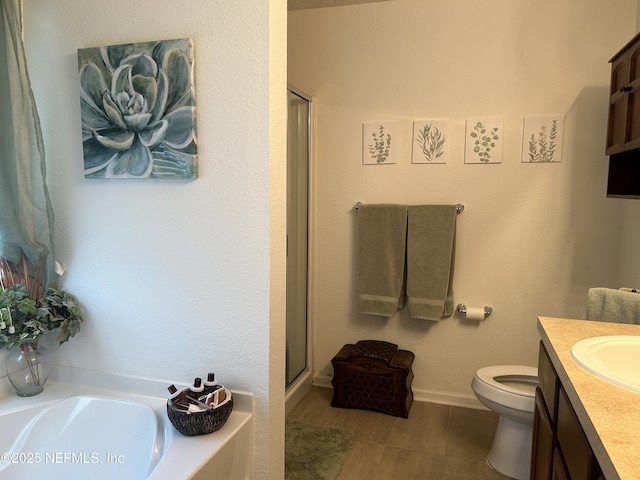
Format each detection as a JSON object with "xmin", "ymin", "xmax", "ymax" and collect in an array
[
  {"xmin": 521, "ymin": 115, "xmax": 564, "ymax": 163},
  {"xmin": 412, "ymin": 120, "xmax": 449, "ymax": 164},
  {"xmin": 78, "ymin": 38, "xmax": 198, "ymax": 179},
  {"xmin": 363, "ymin": 121, "xmax": 397, "ymax": 165},
  {"xmin": 465, "ymin": 117, "xmax": 503, "ymax": 164}
]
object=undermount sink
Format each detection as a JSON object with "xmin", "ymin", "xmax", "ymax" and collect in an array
[{"xmin": 570, "ymin": 335, "xmax": 640, "ymax": 394}]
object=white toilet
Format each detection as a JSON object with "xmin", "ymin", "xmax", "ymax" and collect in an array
[{"xmin": 471, "ymin": 365, "xmax": 538, "ymax": 480}]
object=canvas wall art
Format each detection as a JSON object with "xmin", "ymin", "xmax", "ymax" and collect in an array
[
  {"xmin": 363, "ymin": 122, "xmax": 397, "ymax": 165},
  {"xmin": 78, "ymin": 38, "xmax": 198, "ymax": 179},
  {"xmin": 465, "ymin": 118, "xmax": 503, "ymax": 164},
  {"xmin": 412, "ymin": 120, "xmax": 449, "ymax": 164},
  {"xmin": 521, "ymin": 115, "xmax": 564, "ymax": 163}
]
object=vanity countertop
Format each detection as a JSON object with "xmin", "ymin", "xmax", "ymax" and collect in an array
[{"xmin": 538, "ymin": 316, "xmax": 640, "ymax": 480}]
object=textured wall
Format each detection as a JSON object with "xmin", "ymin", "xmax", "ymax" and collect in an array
[
  {"xmin": 21, "ymin": 1, "xmax": 286, "ymax": 478},
  {"xmin": 289, "ymin": 0, "xmax": 638, "ymax": 406}
]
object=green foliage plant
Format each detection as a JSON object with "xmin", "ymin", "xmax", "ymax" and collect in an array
[
  {"xmin": 0, "ymin": 255, "xmax": 82, "ymax": 350},
  {"xmin": 0, "ymin": 285, "xmax": 82, "ymax": 350}
]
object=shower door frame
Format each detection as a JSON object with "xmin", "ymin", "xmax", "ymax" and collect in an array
[{"xmin": 285, "ymin": 85, "xmax": 315, "ymax": 404}]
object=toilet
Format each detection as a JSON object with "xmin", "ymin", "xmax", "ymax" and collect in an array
[{"xmin": 471, "ymin": 365, "xmax": 538, "ymax": 480}]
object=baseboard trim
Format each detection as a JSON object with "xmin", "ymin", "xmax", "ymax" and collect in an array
[{"xmin": 312, "ymin": 373, "xmax": 486, "ymax": 410}]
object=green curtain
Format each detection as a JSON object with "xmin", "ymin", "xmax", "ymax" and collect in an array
[{"xmin": 0, "ymin": 0, "xmax": 56, "ymax": 288}]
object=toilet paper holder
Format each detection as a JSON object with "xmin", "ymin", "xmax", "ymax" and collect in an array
[{"xmin": 456, "ymin": 304, "xmax": 492, "ymax": 318}]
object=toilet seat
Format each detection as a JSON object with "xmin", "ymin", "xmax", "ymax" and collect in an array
[{"xmin": 472, "ymin": 365, "xmax": 538, "ymax": 412}]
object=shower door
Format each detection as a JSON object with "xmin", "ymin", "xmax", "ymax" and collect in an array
[{"xmin": 286, "ymin": 88, "xmax": 310, "ymax": 388}]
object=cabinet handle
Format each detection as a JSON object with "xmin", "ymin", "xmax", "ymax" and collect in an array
[{"xmin": 620, "ymin": 85, "xmax": 633, "ymax": 93}]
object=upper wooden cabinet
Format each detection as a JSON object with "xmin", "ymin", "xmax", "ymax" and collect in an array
[{"xmin": 606, "ymin": 32, "xmax": 640, "ymax": 155}]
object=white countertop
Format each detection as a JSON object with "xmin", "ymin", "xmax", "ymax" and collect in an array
[{"xmin": 538, "ymin": 317, "xmax": 640, "ymax": 480}]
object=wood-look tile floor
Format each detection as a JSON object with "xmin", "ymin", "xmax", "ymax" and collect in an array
[{"xmin": 286, "ymin": 386, "xmax": 511, "ymax": 480}]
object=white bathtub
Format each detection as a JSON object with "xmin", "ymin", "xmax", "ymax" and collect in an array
[{"xmin": 0, "ymin": 366, "xmax": 253, "ymax": 480}]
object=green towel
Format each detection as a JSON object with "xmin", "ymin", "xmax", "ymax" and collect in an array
[
  {"xmin": 357, "ymin": 204, "xmax": 408, "ymax": 317},
  {"xmin": 585, "ymin": 288, "xmax": 640, "ymax": 324},
  {"xmin": 406, "ymin": 205, "xmax": 457, "ymax": 321}
]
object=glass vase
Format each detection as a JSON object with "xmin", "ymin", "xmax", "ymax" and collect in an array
[{"xmin": 5, "ymin": 342, "xmax": 51, "ymax": 397}]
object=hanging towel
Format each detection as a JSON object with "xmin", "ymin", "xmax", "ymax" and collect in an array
[
  {"xmin": 585, "ymin": 288, "xmax": 640, "ymax": 324},
  {"xmin": 406, "ymin": 205, "xmax": 457, "ymax": 321},
  {"xmin": 357, "ymin": 204, "xmax": 408, "ymax": 317}
]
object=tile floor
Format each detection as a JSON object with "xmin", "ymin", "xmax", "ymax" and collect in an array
[{"xmin": 286, "ymin": 386, "xmax": 511, "ymax": 480}]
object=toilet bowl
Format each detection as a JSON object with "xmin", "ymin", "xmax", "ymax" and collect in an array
[{"xmin": 471, "ymin": 365, "xmax": 538, "ymax": 480}]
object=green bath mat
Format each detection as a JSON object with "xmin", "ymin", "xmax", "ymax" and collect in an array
[{"xmin": 285, "ymin": 420, "xmax": 355, "ymax": 480}]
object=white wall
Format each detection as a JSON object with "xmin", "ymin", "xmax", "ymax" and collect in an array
[
  {"xmin": 21, "ymin": 1, "xmax": 286, "ymax": 478},
  {"xmin": 289, "ymin": 0, "xmax": 638, "ymax": 406}
]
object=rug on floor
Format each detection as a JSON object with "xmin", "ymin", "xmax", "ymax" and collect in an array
[{"xmin": 285, "ymin": 419, "xmax": 355, "ymax": 480}]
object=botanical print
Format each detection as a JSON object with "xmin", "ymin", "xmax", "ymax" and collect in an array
[
  {"xmin": 522, "ymin": 116, "xmax": 564, "ymax": 163},
  {"xmin": 78, "ymin": 38, "xmax": 197, "ymax": 179},
  {"xmin": 412, "ymin": 120, "xmax": 449, "ymax": 164},
  {"xmin": 465, "ymin": 118, "xmax": 503, "ymax": 164},
  {"xmin": 363, "ymin": 122, "xmax": 397, "ymax": 165}
]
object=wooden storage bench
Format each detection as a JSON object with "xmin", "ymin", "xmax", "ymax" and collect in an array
[{"xmin": 331, "ymin": 340, "xmax": 414, "ymax": 418}]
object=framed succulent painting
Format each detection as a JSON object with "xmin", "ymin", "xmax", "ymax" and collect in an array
[{"xmin": 78, "ymin": 38, "xmax": 198, "ymax": 179}]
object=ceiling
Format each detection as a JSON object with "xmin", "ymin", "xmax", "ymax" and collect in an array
[{"xmin": 288, "ymin": 0, "xmax": 392, "ymax": 10}]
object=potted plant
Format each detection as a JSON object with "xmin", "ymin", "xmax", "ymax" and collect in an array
[{"xmin": 0, "ymin": 254, "xmax": 82, "ymax": 396}]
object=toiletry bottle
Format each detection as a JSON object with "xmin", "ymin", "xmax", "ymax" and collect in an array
[
  {"xmin": 167, "ymin": 384, "xmax": 190, "ymax": 409},
  {"xmin": 202, "ymin": 373, "xmax": 221, "ymax": 396},
  {"xmin": 169, "ymin": 379, "xmax": 208, "ymax": 410},
  {"xmin": 186, "ymin": 378, "xmax": 214, "ymax": 411},
  {"xmin": 190, "ymin": 377, "xmax": 204, "ymax": 395}
]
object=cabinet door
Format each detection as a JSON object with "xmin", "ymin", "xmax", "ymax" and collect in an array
[
  {"xmin": 531, "ymin": 388, "xmax": 555, "ymax": 480},
  {"xmin": 607, "ymin": 50, "xmax": 630, "ymax": 154},
  {"xmin": 538, "ymin": 342, "xmax": 559, "ymax": 424},
  {"xmin": 551, "ymin": 448, "xmax": 570, "ymax": 480},
  {"xmin": 607, "ymin": 34, "xmax": 640, "ymax": 154},
  {"xmin": 623, "ymin": 37, "xmax": 640, "ymax": 151},
  {"xmin": 557, "ymin": 387, "xmax": 602, "ymax": 480}
]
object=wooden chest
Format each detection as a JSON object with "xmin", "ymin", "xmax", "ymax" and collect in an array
[{"xmin": 331, "ymin": 340, "xmax": 414, "ymax": 418}]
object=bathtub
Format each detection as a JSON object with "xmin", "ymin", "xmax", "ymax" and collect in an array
[{"xmin": 0, "ymin": 366, "xmax": 253, "ymax": 479}]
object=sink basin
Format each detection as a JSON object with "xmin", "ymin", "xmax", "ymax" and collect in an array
[{"xmin": 571, "ymin": 335, "xmax": 640, "ymax": 393}]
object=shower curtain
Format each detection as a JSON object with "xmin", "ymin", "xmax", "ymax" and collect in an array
[{"xmin": 0, "ymin": 0, "xmax": 56, "ymax": 287}]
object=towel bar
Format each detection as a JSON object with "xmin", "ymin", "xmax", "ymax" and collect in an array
[{"xmin": 354, "ymin": 202, "xmax": 464, "ymax": 213}]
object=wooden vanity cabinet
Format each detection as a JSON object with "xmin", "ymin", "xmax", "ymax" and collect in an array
[
  {"xmin": 530, "ymin": 342, "xmax": 604, "ymax": 480},
  {"xmin": 552, "ymin": 449, "xmax": 571, "ymax": 480},
  {"xmin": 531, "ymin": 388, "xmax": 555, "ymax": 479},
  {"xmin": 557, "ymin": 387, "xmax": 603, "ymax": 480},
  {"xmin": 606, "ymin": 32, "xmax": 640, "ymax": 155}
]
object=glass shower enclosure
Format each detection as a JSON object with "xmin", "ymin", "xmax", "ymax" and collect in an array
[{"xmin": 286, "ymin": 87, "xmax": 310, "ymax": 388}]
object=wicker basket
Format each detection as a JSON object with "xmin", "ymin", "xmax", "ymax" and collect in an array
[{"xmin": 166, "ymin": 387, "xmax": 233, "ymax": 436}]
